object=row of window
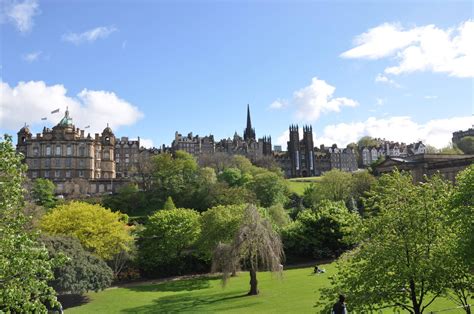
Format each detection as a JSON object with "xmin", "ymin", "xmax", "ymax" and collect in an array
[
  {"xmin": 30, "ymin": 158, "xmax": 86, "ymax": 168},
  {"xmin": 32, "ymin": 145, "xmax": 88, "ymax": 157},
  {"xmin": 31, "ymin": 170, "xmax": 112, "ymax": 179}
]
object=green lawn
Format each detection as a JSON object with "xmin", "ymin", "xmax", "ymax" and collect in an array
[
  {"xmin": 287, "ymin": 177, "xmax": 321, "ymax": 195},
  {"xmin": 66, "ymin": 264, "xmax": 460, "ymax": 313}
]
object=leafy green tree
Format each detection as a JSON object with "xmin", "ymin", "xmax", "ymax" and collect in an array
[
  {"xmin": 42, "ymin": 235, "xmax": 113, "ymax": 294},
  {"xmin": 219, "ymin": 167, "xmax": 243, "ymax": 187},
  {"xmin": 197, "ymin": 204, "xmax": 245, "ymax": 260},
  {"xmin": 357, "ymin": 136, "xmax": 379, "ymax": 148},
  {"xmin": 266, "ymin": 203, "xmax": 291, "ymax": 230},
  {"xmin": 212, "ymin": 205, "xmax": 284, "ymax": 295},
  {"xmin": 456, "ymin": 136, "xmax": 474, "ymax": 154},
  {"xmin": 303, "ymin": 170, "xmax": 352, "ymax": 208},
  {"xmin": 208, "ymin": 182, "xmax": 257, "ymax": 207},
  {"xmin": 251, "ymin": 172, "xmax": 288, "ymax": 207},
  {"xmin": 319, "ymin": 171, "xmax": 453, "ymax": 314},
  {"xmin": 31, "ymin": 178, "xmax": 57, "ymax": 208},
  {"xmin": 283, "ymin": 201, "xmax": 358, "ymax": 259},
  {"xmin": 40, "ymin": 201, "xmax": 134, "ymax": 260},
  {"xmin": 163, "ymin": 196, "xmax": 176, "ymax": 210},
  {"xmin": 102, "ymin": 183, "xmax": 149, "ymax": 216},
  {"xmin": 439, "ymin": 143, "xmax": 464, "ymax": 154},
  {"xmin": 0, "ymin": 135, "xmax": 60, "ymax": 312},
  {"xmin": 138, "ymin": 208, "xmax": 201, "ymax": 274},
  {"xmin": 350, "ymin": 170, "xmax": 376, "ymax": 213}
]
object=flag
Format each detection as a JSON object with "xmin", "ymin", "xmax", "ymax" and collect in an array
[
  {"xmin": 51, "ymin": 108, "xmax": 60, "ymax": 114},
  {"xmin": 41, "ymin": 117, "xmax": 47, "ymax": 120},
  {"xmin": 84, "ymin": 125, "xmax": 90, "ymax": 129}
]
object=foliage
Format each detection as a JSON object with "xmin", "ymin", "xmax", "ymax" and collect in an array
[
  {"xmin": 197, "ymin": 204, "xmax": 245, "ymax": 260},
  {"xmin": 0, "ymin": 135, "xmax": 60, "ymax": 312},
  {"xmin": 266, "ymin": 203, "xmax": 291, "ymax": 230},
  {"xmin": 102, "ymin": 183, "xmax": 149, "ymax": 216},
  {"xmin": 438, "ymin": 144, "xmax": 464, "ymax": 154},
  {"xmin": 31, "ymin": 178, "xmax": 57, "ymax": 208},
  {"xmin": 163, "ymin": 196, "xmax": 176, "ymax": 210},
  {"xmin": 319, "ymin": 171, "xmax": 454, "ymax": 314},
  {"xmin": 42, "ymin": 235, "xmax": 113, "ymax": 294},
  {"xmin": 283, "ymin": 201, "xmax": 359, "ymax": 260},
  {"xmin": 303, "ymin": 170, "xmax": 352, "ymax": 208},
  {"xmin": 138, "ymin": 208, "xmax": 201, "ymax": 275},
  {"xmin": 219, "ymin": 167, "xmax": 244, "ymax": 187},
  {"xmin": 251, "ymin": 172, "xmax": 289, "ymax": 207},
  {"xmin": 357, "ymin": 136, "xmax": 379, "ymax": 148},
  {"xmin": 212, "ymin": 205, "xmax": 284, "ymax": 295},
  {"xmin": 40, "ymin": 201, "xmax": 134, "ymax": 260},
  {"xmin": 208, "ymin": 182, "xmax": 257, "ymax": 207},
  {"xmin": 350, "ymin": 170, "xmax": 377, "ymax": 213},
  {"xmin": 456, "ymin": 136, "xmax": 474, "ymax": 154}
]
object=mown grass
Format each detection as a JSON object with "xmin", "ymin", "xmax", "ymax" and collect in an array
[
  {"xmin": 66, "ymin": 265, "xmax": 459, "ymax": 313},
  {"xmin": 287, "ymin": 177, "xmax": 321, "ymax": 195}
]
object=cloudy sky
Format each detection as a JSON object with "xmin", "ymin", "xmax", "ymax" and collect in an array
[{"xmin": 1, "ymin": 1, "xmax": 472, "ymax": 149}]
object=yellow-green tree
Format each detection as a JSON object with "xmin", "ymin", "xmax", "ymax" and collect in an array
[{"xmin": 40, "ymin": 201, "xmax": 134, "ymax": 260}]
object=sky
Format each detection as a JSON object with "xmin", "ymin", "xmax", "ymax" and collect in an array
[{"xmin": 1, "ymin": 0, "xmax": 473, "ymax": 149}]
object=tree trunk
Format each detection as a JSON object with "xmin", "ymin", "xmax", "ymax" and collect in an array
[
  {"xmin": 248, "ymin": 267, "xmax": 259, "ymax": 295},
  {"xmin": 465, "ymin": 305, "xmax": 471, "ymax": 314},
  {"xmin": 409, "ymin": 279, "xmax": 421, "ymax": 314}
]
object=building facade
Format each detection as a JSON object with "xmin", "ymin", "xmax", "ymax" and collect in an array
[{"xmin": 17, "ymin": 109, "xmax": 149, "ymax": 195}]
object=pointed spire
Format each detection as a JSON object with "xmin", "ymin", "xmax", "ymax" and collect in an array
[{"xmin": 246, "ymin": 104, "xmax": 252, "ymax": 131}]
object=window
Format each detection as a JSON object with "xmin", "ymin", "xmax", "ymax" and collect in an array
[
  {"xmin": 32, "ymin": 171, "xmax": 37, "ymax": 178},
  {"xmin": 125, "ymin": 158, "xmax": 129, "ymax": 164},
  {"xmin": 55, "ymin": 170, "xmax": 60, "ymax": 178},
  {"xmin": 55, "ymin": 159, "xmax": 61, "ymax": 167},
  {"xmin": 33, "ymin": 159, "xmax": 38, "ymax": 167},
  {"xmin": 46, "ymin": 146, "xmax": 51, "ymax": 156},
  {"xmin": 79, "ymin": 146, "xmax": 85, "ymax": 157},
  {"xmin": 104, "ymin": 173, "xmax": 109, "ymax": 179},
  {"xmin": 45, "ymin": 159, "xmax": 51, "ymax": 168},
  {"xmin": 44, "ymin": 170, "xmax": 50, "ymax": 178},
  {"xmin": 33, "ymin": 147, "xmax": 39, "ymax": 156},
  {"xmin": 65, "ymin": 158, "xmax": 72, "ymax": 168},
  {"xmin": 67, "ymin": 145, "xmax": 72, "ymax": 156},
  {"xmin": 104, "ymin": 150, "xmax": 110, "ymax": 160},
  {"xmin": 55, "ymin": 145, "xmax": 61, "ymax": 156},
  {"xmin": 79, "ymin": 159, "xmax": 85, "ymax": 167},
  {"xmin": 79, "ymin": 170, "xmax": 84, "ymax": 177},
  {"xmin": 96, "ymin": 172, "xmax": 101, "ymax": 179},
  {"xmin": 65, "ymin": 170, "xmax": 71, "ymax": 178}
]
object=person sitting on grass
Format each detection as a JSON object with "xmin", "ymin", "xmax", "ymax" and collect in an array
[{"xmin": 313, "ymin": 265, "xmax": 326, "ymax": 274}]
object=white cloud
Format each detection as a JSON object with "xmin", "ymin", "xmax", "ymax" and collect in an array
[
  {"xmin": 314, "ymin": 116, "xmax": 472, "ymax": 148},
  {"xmin": 1, "ymin": 0, "xmax": 40, "ymax": 33},
  {"xmin": 22, "ymin": 50, "xmax": 41, "ymax": 62},
  {"xmin": 0, "ymin": 80, "xmax": 143, "ymax": 134},
  {"xmin": 139, "ymin": 138, "xmax": 154, "ymax": 149},
  {"xmin": 375, "ymin": 73, "xmax": 401, "ymax": 87},
  {"xmin": 424, "ymin": 95, "xmax": 438, "ymax": 100},
  {"xmin": 62, "ymin": 26, "xmax": 117, "ymax": 45},
  {"xmin": 268, "ymin": 99, "xmax": 287, "ymax": 110},
  {"xmin": 375, "ymin": 98, "xmax": 384, "ymax": 106},
  {"xmin": 342, "ymin": 20, "xmax": 474, "ymax": 78},
  {"xmin": 270, "ymin": 77, "xmax": 358, "ymax": 121}
]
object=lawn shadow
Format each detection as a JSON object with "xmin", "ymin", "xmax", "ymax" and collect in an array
[
  {"xmin": 121, "ymin": 291, "xmax": 256, "ymax": 313},
  {"xmin": 58, "ymin": 294, "xmax": 90, "ymax": 309},
  {"xmin": 124, "ymin": 276, "xmax": 214, "ymax": 293}
]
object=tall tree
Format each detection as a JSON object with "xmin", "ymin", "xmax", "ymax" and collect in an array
[
  {"xmin": 212, "ymin": 205, "xmax": 284, "ymax": 295},
  {"xmin": 0, "ymin": 135, "xmax": 60, "ymax": 312},
  {"xmin": 319, "ymin": 171, "xmax": 454, "ymax": 314},
  {"xmin": 31, "ymin": 178, "xmax": 57, "ymax": 208}
]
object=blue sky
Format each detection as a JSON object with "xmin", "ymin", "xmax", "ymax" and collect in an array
[{"xmin": 1, "ymin": 0, "xmax": 473, "ymax": 149}]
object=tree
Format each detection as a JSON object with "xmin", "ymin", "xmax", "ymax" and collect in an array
[
  {"xmin": 319, "ymin": 171, "xmax": 453, "ymax": 314},
  {"xmin": 303, "ymin": 170, "xmax": 352, "ymax": 208},
  {"xmin": 219, "ymin": 167, "xmax": 244, "ymax": 187},
  {"xmin": 438, "ymin": 143, "xmax": 464, "ymax": 154},
  {"xmin": 163, "ymin": 196, "xmax": 176, "ymax": 210},
  {"xmin": 251, "ymin": 172, "xmax": 288, "ymax": 207},
  {"xmin": 197, "ymin": 204, "xmax": 245, "ymax": 260},
  {"xmin": 138, "ymin": 208, "xmax": 201, "ymax": 275},
  {"xmin": 357, "ymin": 136, "xmax": 379, "ymax": 148},
  {"xmin": 212, "ymin": 205, "xmax": 284, "ymax": 295},
  {"xmin": 40, "ymin": 201, "xmax": 134, "ymax": 260},
  {"xmin": 350, "ymin": 171, "xmax": 376, "ymax": 213},
  {"xmin": 41, "ymin": 235, "xmax": 113, "ymax": 294},
  {"xmin": 31, "ymin": 178, "xmax": 57, "ymax": 208},
  {"xmin": 102, "ymin": 183, "xmax": 149, "ymax": 216},
  {"xmin": 456, "ymin": 136, "xmax": 474, "ymax": 154},
  {"xmin": 283, "ymin": 201, "xmax": 359, "ymax": 259},
  {"xmin": 0, "ymin": 135, "xmax": 60, "ymax": 312}
]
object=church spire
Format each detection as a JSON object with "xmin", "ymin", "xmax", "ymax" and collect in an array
[{"xmin": 244, "ymin": 104, "xmax": 256, "ymax": 142}]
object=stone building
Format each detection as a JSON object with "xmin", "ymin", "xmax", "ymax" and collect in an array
[
  {"xmin": 16, "ymin": 108, "xmax": 146, "ymax": 195},
  {"xmin": 171, "ymin": 132, "xmax": 215, "ymax": 155},
  {"xmin": 453, "ymin": 128, "xmax": 474, "ymax": 146},
  {"xmin": 287, "ymin": 124, "xmax": 315, "ymax": 177},
  {"xmin": 372, "ymin": 154, "xmax": 474, "ymax": 182},
  {"xmin": 360, "ymin": 140, "xmax": 426, "ymax": 167}
]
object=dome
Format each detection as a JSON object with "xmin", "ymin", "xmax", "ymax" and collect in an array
[
  {"xmin": 102, "ymin": 123, "xmax": 114, "ymax": 135},
  {"xmin": 18, "ymin": 124, "xmax": 31, "ymax": 134}
]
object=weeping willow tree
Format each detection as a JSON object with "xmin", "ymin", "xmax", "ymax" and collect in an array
[{"xmin": 212, "ymin": 205, "xmax": 284, "ymax": 295}]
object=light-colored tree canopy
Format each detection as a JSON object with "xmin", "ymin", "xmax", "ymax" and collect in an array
[{"xmin": 40, "ymin": 201, "xmax": 134, "ymax": 260}]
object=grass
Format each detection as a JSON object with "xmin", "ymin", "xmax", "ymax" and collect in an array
[
  {"xmin": 287, "ymin": 177, "xmax": 321, "ymax": 195},
  {"xmin": 66, "ymin": 264, "xmax": 460, "ymax": 313}
]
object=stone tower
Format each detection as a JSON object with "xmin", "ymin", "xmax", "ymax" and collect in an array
[
  {"xmin": 100, "ymin": 124, "xmax": 116, "ymax": 179},
  {"xmin": 243, "ymin": 104, "xmax": 256, "ymax": 142}
]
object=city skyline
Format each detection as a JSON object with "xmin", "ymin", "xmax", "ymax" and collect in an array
[{"xmin": 1, "ymin": 1, "xmax": 473, "ymax": 149}]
